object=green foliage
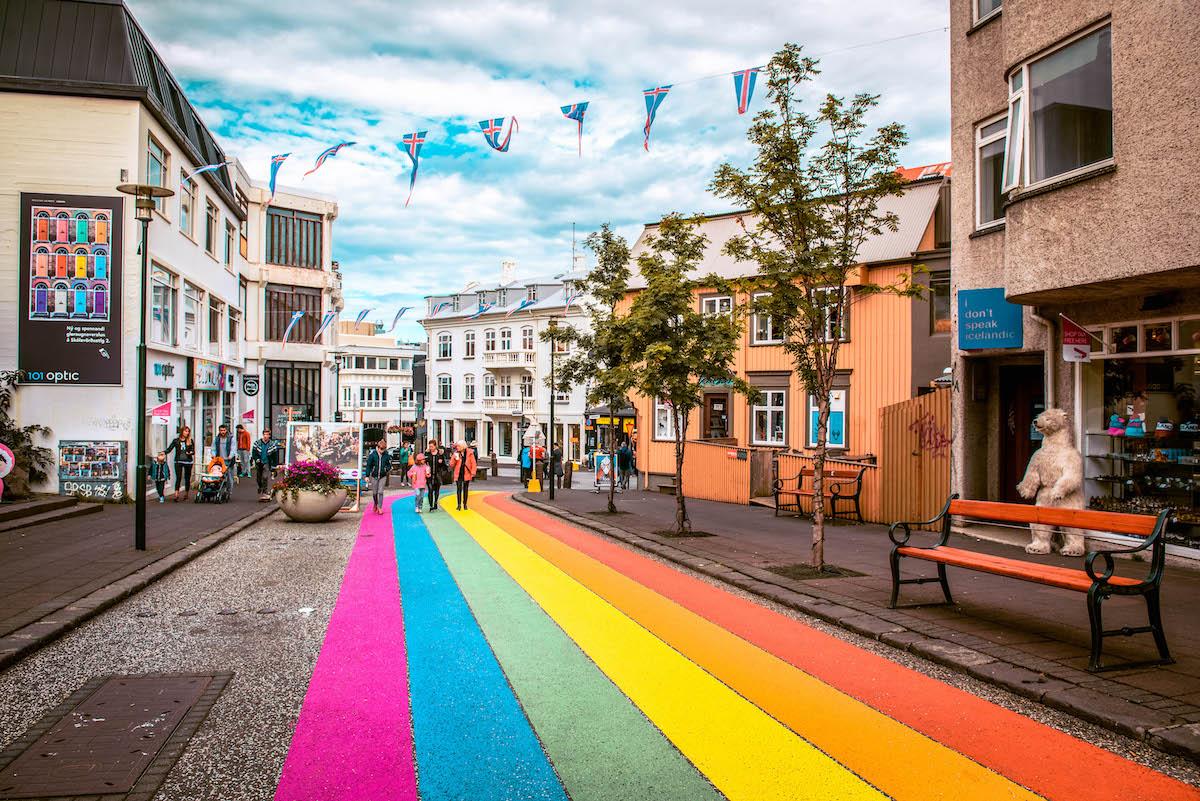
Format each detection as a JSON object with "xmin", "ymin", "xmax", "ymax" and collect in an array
[
  {"xmin": 710, "ymin": 42, "xmax": 915, "ymax": 566},
  {"xmin": 0, "ymin": 370, "xmax": 54, "ymax": 499}
]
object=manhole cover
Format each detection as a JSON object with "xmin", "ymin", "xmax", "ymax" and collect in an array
[{"xmin": 0, "ymin": 672, "xmax": 231, "ymax": 799}]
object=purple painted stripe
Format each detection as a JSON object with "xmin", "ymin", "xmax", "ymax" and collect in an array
[{"xmin": 274, "ymin": 495, "xmax": 417, "ymax": 801}]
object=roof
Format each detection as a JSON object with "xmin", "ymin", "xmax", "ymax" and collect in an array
[
  {"xmin": 0, "ymin": 0, "xmax": 239, "ymax": 213},
  {"xmin": 627, "ymin": 176, "xmax": 945, "ymax": 289},
  {"xmin": 419, "ymin": 282, "xmax": 588, "ymax": 325}
]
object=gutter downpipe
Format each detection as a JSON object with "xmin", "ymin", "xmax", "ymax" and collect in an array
[{"xmin": 1029, "ymin": 307, "xmax": 1056, "ymax": 409}]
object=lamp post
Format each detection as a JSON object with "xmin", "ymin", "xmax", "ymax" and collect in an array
[
  {"xmin": 548, "ymin": 316, "xmax": 558, "ymax": 500},
  {"xmin": 116, "ymin": 183, "xmax": 173, "ymax": 551},
  {"xmin": 330, "ymin": 351, "xmax": 345, "ymax": 423}
]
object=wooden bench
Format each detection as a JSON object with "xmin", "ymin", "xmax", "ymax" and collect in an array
[
  {"xmin": 889, "ymin": 497, "xmax": 1173, "ymax": 672},
  {"xmin": 773, "ymin": 466, "xmax": 866, "ymax": 522}
]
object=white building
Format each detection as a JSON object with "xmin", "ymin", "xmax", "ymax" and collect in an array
[
  {"xmin": 235, "ymin": 161, "xmax": 342, "ymax": 437},
  {"xmin": 0, "ymin": 0, "xmax": 248, "ymax": 494},
  {"xmin": 334, "ymin": 321, "xmax": 422, "ymax": 436},
  {"xmin": 421, "ymin": 261, "xmax": 590, "ymax": 465}
]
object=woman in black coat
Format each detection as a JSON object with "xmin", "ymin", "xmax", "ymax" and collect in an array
[{"xmin": 164, "ymin": 425, "xmax": 196, "ymax": 501}]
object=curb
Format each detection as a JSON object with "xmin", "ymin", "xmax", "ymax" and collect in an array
[
  {"xmin": 512, "ymin": 493, "xmax": 1200, "ymax": 765},
  {"xmin": 0, "ymin": 504, "xmax": 279, "ymax": 673}
]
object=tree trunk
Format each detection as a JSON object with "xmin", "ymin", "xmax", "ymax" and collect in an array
[
  {"xmin": 811, "ymin": 395, "xmax": 830, "ymax": 568},
  {"xmin": 607, "ymin": 413, "xmax": 618, "ymax": 514},
  {"xmin": 673, "ymin": 407, "xmax": 690, "ymax": 534}
]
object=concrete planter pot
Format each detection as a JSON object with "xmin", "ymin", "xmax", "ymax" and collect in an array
[{"xmin": 278, "ymin": 488, "xmax": 347, "ymax": 523}]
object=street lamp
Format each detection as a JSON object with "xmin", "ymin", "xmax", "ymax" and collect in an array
[
  {"xmin": 329, "ymin": 351, "xmax": 345, "ymax": 423},
  {"xmin": 548, "ymin": 315, "xmax": 558, "ymax": 500},
  {"xmin": 116, "ymin": 182, "xmax": 174, "ymax": 551}
]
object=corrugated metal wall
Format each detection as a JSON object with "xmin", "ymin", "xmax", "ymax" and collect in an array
[
  {"xmin": 680, "ymin": 440, "xmax": 751, "ymax": 505},
  {"xmin": 880, "ymin": 388, "xmax": 952, "ymax": 530}
]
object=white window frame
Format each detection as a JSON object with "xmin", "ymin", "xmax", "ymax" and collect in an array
[
  {"xmin": 150, "ymin": 265, "xmax": 177, "ymax": 346},
  {"xmin": 483, "ymin": 373, "xmax": 496, "ymax": 398},
  {"xmin": 751, "ymin": 292, "xmax": 781, "ymax": 344},
  {"xmin": 437, "ymin": 332, "xmax": 452, "ymax": 359},
  {"xmin": 227, "ymin": 307, "xmax": 241, "ymax": 357},
  {"xmin": 224, "ymin": 219, "xmax": 236, "ymax": 269},
  {"xmin": 437, "ymin": 374, "xmax": 451, "ymax": 402},
  {"xmin": 702, "ymin": 295, "xmax": 733, "ymax": 316},
  {"xmin": 484, "ymin": 329, "xmax": 496, "ymax": 352},
  {"xmin": 464, "ymin": 330, "xmax": 476, "ymax": 358},
  {"xmin": 179, "ymin": 170, "xmax": 196, "ymax": 238},
  {"xmin": 500, "ymin": 327, "xmax": 513, "ymax": 351},
  {"xmin": 207, "ymin": 297, "xmax": 224, "ymax": 356},
  {"xmin": 814, "ymin": 287, "xmax": 848, "ymax": 342},
  {"xmin": 204, "ymin": 199, "xmax": 219, "ymax": 256},
  {"xmin": 806, "ymin": 389, "xmax": 849, "ymax": 449},
  {"xmin": 464, "ymin": 373, "xmax": 476, "ymax": 401},
  {"xmin": 751, "ymin": 389, "xmax": 787, "ymax": 446},
  {"xmin": 521, "ymin": 326, "xmax": 534, "ymax": 350},
  {"xmin": 499, "ymin": 374, "xmax": 513, "ymax": 398},
  {"xmin": 975, "ymin": 113, "xmax": 1008, "ymax": 230},
  {"xmin": 182, "ymin": 282, "xmax": 202, "ymax": 351},
  {"xmin": 654, "ymin": 399, "xmax": 676, "ymax": 441},
  {"xmin": 974, "ymin": 0, "xmax": 1001, "ymax": 25},
  {"xmin": 146, "ymin": 134, "xmax": 169, "ymax": 215},
  {"xmin": 520, "ymin": 374, "xmax": 533, "ymax": 398}
]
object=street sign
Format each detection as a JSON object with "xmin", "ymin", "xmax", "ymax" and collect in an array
[
  {"xmin": 242, "ymin": 374, "xmax": 260, "ymax": 396},
  {"xmin": 1061, "ymin": 316, "xmax": 1092, "ymax": 363}
]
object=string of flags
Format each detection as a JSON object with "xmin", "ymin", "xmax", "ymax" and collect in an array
[{"xmin": 560, "ymin": 103, "xmax": 588, "ymax": 157}]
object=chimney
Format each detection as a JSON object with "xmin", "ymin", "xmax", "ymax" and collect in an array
[
  {"xmin": 501, "ymin": 259, "xmax": 517, "ymax": 285},
  {"xmin": 572, "ymin": 253, "xmax": 586, "ymax": 273}
]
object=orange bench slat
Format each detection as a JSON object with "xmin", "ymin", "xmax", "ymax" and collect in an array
[
  {"xmin": 947, "ymin": 499, "xmax": 1157, "ymax": 536},
  {"xmin": 896, "ymin": 546, "xmax": 1143, "ymax": 592}
]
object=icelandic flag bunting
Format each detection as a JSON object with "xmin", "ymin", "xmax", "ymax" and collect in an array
[
  {"xmin": 468, "ymin": 302, "xmax": 493, "ymax": 320},
  {"xmin": 430, "ymin": 301, "xmax": 453, "ymax": 315},
  {"xmin": 281, "ymin": 310, "xmax": 305, "ymax": 346},
  {"xmin": 268, "ymin": 153, "xmax": 290, "ymax": 202},
  {"xmin": 354, "ymin": 309, "xmax": 372, "ymax": 325},
  {"xmin": 399, "ymin": 131, "xmax": 426, "ymax": 207},
  {"xmin": 642, "ymin": 85, "xmax": 671, "ymax": 151},
  {"xmin": 388, "ymin": 306, "xmax": 413, "ymax": 332},
  {"xmin": 563, "ymin": 291, "xmax": 584, "ymax": 312},
  {"xmin": 732, "ymin": 68, "xmax": 760, "ymax": 115},
  {"xmin": 182, "ymin": 162, "xmax": 231, "ymax": 183},
  {"xmin": 304, "ymin": 141, "xmax": 355, "ymax": 177},
  {"xmin": 478, "ymin": 117, "xmax": 519, "ymax": 152},
  {"xmin": 313, "ymin": 310, "xmax": 337, "ymax": 341},
  {"xmin": 505, "ymin": 297, "xmax": 537, "ymax": 317},
  {"xmin": 560, "ymin": 102, "xmax": 589, "ymax": 156}
]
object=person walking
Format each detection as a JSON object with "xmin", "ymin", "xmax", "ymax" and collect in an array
[
  {"xmin": 450, "ymin": 440, "xmax": 477, "ymax": 511},
  {"xmin": 617, "ymin": 440, "xmax": 634, "ymax": 490},
  {"xmin": 235, "ymin": 424, "xmax": 252, "ymax": 477},
  {"xmin": 397, "ymin": 442, "xmax": 411, "ymax": 487},
  {"xmin": 408, "ymin": 453, "xmax": 430, "ymax": 513},
  {"xmin": 250, "ymin": 427, "xmax": 280, "ymax": 501},
  {"xmin": 424, "ymin": 439, "xmax": 446, "ymax": 510},
  {"xmin": 548, "ymin": 444, "xmax": 564, "ymax": 489},
  {"xmin": 519, "ymin": 444, "xmax": 532, "ymax": 487},
  {"xmin": 364, "ymin": 439, "xmax": 392, "ymax": 515},
  {"xmin": 164, "ymin": 425, "xmax": 195, "ymax": 502},
  {"xmin": 150, "ymin": 452, "xmax": 171, "ymax": 504}
]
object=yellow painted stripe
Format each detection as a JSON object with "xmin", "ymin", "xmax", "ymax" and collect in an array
[
  {"xmin": 449, "ymin": 506, "xmax": 886, "ymax": 801},
  {"xmin": 474, "ymin": 500, "xmax": 1046, "ymax": 801}
]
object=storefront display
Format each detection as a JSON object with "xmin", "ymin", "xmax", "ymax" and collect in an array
[
  {"xmin": 58, "ymin": 440, "xmax": 125, "ymax": 500},
  {"xmin": 1080, "ymin": 315, "xmax": 1200, "ymax": 552}
]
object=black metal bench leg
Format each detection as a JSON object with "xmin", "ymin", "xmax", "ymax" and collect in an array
[
  {"xmin": 1087, "ymin": 586, "xmax": 1105, "ymax": 671},
  {"xmin": 1145, "ymin": 587, "xmax": 1174, "ymax": 665},
  {"xmin": 854, "ymin": 495, "xmax": 863, "ymax": 523},
  {"xmin": 937, "ymin": 563, "xmax": 953, "ymax": 605},
  {"xmin": 889, "ymin": 550, "xmax": 901, "ymax": 608}
]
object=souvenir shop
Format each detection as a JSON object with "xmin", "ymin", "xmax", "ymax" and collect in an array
[{"xmin": 1078, "ymin": 314, "xmax": 1200, "ymax": 555}]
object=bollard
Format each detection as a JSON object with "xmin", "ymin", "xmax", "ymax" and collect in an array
[{"xmin": 563, "ymin": 461, "xmax": 573, "ymax": 489}]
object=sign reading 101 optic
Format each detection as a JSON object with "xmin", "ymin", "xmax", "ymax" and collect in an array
[
  {"xmin": 243, "ymin": 374, "xmax": 260, "ymax": 396},
  {"xmin": 957, "ymin": 288, "xmax": 1023, "ymax": 350}
]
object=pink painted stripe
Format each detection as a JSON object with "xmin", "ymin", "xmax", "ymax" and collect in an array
[{"xmin": 274, "ymin": 495, "xmax": 417, "ymax": 801}]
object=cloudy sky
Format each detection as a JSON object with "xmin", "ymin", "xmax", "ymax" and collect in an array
[{"xmin": 129, "ymin": 0, "xmax": 950, "ymax": 341}]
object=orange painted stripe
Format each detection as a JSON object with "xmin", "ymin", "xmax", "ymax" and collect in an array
[{"xmin": 485, "ymin": 494, "xmax": 1200, "ymax": 801}]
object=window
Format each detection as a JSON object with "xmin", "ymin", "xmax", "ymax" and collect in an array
[
  {"xmin": 1004, "ymin": 24, "xmax": 1112, "ymax": 191},
  {"xmin": 224, "ymin": 220, "xmax": 236, "ymax": 267},
  {"xmin": 342, "ymin": 386, "xmax": 353, "ymax": 408},
  {"xmin": 183, "ymin": 282, "xmax": 203, "ymax": 350},
  {"xmin": 208, "ymin": 298, "xmax": 223, "ymax": 355},
  {"xmin": 437, "ymin": 375, "xmax": 451, "ymax": 402},
  {"xmin": 520, "ymin": 375, "xmax": 533, "ymax": 398},
  {"xmin": 702, "ymin": 295, "xmax": 733, "ymax": 316},
  {"xmin": 266, "ymin": 207, "xmax": 324, "ymax": 268},
  {"xmin": 484, "ymin": 329, "xmax": 496, "ymax": 352},
  {"xmin": 499, "ymin": 375, "xmax": 513, "ymax": 398},
  {"xmin": 814, "ymin": 287, "xmax": 848, "ymax": 341},
  {"xmin": 150, "ymin": 266, "xmax": 177, "ymax": 346},
  {"xmin": 465, "ymin": 331, "xmax": 476, "ymax": 357},
  {"xmin": 976, "ymin": 115, "xmax": 1007, "ymax": 228},
  {"xmin": 464, "ymin": 374, "xmax": 476, "ymax": 401},
  {"xmin": 364, "ymin": 356, "xmax": 376, "ymax": 370},
  {"xmin": 553, "ymin": 336, "xmax": 569, "ymax": 354},
  {"xmin": 555, "ymin": 388, "xmax": 570, "ymax": 404},
  {"xmin": 527, "ymin": 286, "xmax": 538, "ymax": 302},
  {"xmin": 975, "ymin": 0, "xmax": 1001, "ymax": 24},
  {"xmin": 265, "ymin": 284, "xmax": 321, "ymax": 341},
  {"xmin": 521, "ymin": 326, "xmax": 534, "ymax": 350},
  {"xmin": 500, "ymin": 328, "xmax": 512, "ymax": 350},
  {"xmin": 359, "ymin": 387, "xmax": 388, "ymax": 408},
  {"xmin": 498, "ymin": 421, "xmax": 513, "ymax": 456},
  {"xmin": 752, "ymin": 390, "xmax": 787, "ymax": 446},
  {"xmin": 930, "ymin": 273, "xmax": 951, "ymax": 334},
  {"xmin": 654, "ymin": 399, "xmax": 676, "ymax": 440},
  {"xmin": 484, "ymin": 374, "xmax": 496, "ymax": 398},
  {"xmin": 236, "ymin": 189, "xmax": 249, "ymax": 258},
  {"xmin": 146, "ymin": 135, "xmax": 168, "ymax": 214},
  {"xmin": 205, "ymin": 200, "xmax": 219, "ymax": 255},
  {"xmin": 228, "ymin": 308, "xmax": 241, "ymax": 357},
  {"xmin": 751, "ymin": 292, "xmax": 780, "ymax": 344},
  {"xmin": 807, "ymin": 389, "xmax": 848, "ymax": 449},
  {"xmin": 437, "ymin": 333, "xmax": 452, "ymax": 359},
  {"xmin": 179, "ymin": 171, "xmax": 196, "ymax": 237}
]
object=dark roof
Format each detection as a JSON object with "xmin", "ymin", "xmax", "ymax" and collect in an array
[{"xmin": 0, "ymin": 0, "xmax": 240, "ymax": 214}]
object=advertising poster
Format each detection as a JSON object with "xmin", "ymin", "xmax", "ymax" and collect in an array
[
  {"xmin": 285, "ymin": 422, "xmax": 363, "ymax": 480},
  {"xmin": 58, "ymin": 440, "xmax": 126, "ymax": 500},
  {"xmin": 593, "ymin": 452, "xmax": 616, "ymax": 492},
  {"xmin": 19, "ymin": 193, "xmax": 123, "ymax": 385}
]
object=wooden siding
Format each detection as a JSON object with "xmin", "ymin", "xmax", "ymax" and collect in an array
[
  {"xmin": 776, "ymin": 452, "xmax": 882, "ymax": 521},
  {"xmin": 680, "ymin": 440, "xmax": 752, "ymax": 505},
  {"xmin": 880, "ymin": 389, "xmax": 952, "ymax": 530}
]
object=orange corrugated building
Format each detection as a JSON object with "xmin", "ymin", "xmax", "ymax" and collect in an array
[{"xmin": 625, "ymin": 166, "xmax": 952, "ymax": 518}]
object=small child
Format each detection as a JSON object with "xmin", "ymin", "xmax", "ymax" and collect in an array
[
  {"xmin": 150, "ymin": 452, "xmax": 171, "ymax": 503},
  {"xmin": 408, "ymin": 453, "xmax": 431, "ymax": 513}
]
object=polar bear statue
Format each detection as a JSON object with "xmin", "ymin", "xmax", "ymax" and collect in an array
[{"xmin": 1016, "ymin": 408, "xmax": 1087, "ymax": 557}]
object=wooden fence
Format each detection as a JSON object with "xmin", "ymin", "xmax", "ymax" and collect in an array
[
  {"xmin": 879, "ymin": 388, "xmax": 952, "ymax": 529},
  {"xmin": 679, "ymin": 440, "xmax": 753, "ymax": 505},
  {"xmin": 775, "ymin": 452, "xmax": 882, "ymax": 521}
]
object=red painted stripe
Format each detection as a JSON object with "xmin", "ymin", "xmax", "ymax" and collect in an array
[{"xmin": 487, "ymin": 494, "xmax": 1199, "ymax": 801}]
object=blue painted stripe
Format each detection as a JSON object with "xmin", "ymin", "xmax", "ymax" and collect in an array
[{"xmin": 391, "ymin": 503, "xmax": 568, "ymax": 801}]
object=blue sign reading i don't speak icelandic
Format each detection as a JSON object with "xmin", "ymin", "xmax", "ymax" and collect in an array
[{"xmin": 958, "ymin": 288, "xmax": 1023, "ymax": 350}]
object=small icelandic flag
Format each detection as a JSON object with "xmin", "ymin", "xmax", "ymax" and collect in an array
[
  {"xmin": 467, "ymin": 302, "xmax": 493, "ymax": 320},
  {"xmin": 399, "ymin": 131, "xmax": 426, "ymax": 207},
  {"xmin": 505, "ymin": 297, "xmax": 537, "ymax": 317},
  {"xmin": 304, "ymin": 142, "xmax": 355, "ymax": 177},
  {"xmin": 388, "ymin": 307, "xmax": 413, "ymax": 332},
  {"xmin": 642, "ymin": 86, "xmax": 672, "ymax": 151},
  {"xmin": 268, "ymin": 153, "xmax": 290, "ymax": 202},
  {"xmin": 354, "ymin": 309, "xmax": 372, "ymax": 326},
  {"xmin": 560, "ymin": 102, "xmax": 589, "ymax": 157},
  {"xmin": 313, "ymin": 310, "xmax": 337, "ymax": 341},
  {"xmin": 732, "ymin": 68, "xmax": 760, "ymax": 115},
  {"xmin": 281, "ymin": 310, "xmax": 305, "ymax": 346},
  {"xmin": 182, "ymin": 162, "xmax": 232, "ymax": 183},
  {"xmin": 478, "ymin": 117, "xmax": 519, "ymax": 152}
]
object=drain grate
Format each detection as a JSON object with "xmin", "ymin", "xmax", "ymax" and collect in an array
[{"xmin": 0, "ymin": 672, "xmax": 231, "ymax": 800}]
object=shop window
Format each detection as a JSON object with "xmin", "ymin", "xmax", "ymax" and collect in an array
[
  {"xmin": 498, "ymin": 421, "xmax": 513, "ymax": 456},
  {"xmin": 930, "ymin": 273, "xmax": 951, "ymax": 334},
  {"xmin": 1144, "ymin": 323, "xmax": 1173, "ymax": 352},
  {"xmin": 1181, "ymin": 320, "xmax": 1200, "ymax": 352},
  {"xmin": 975, "ymin": 115, "xmax": 1007, "ymax": 229},
  {"xmin": 1111, "ymin": 325, "xmax": 1138, "ymax": 354},
  {"xmin": 654, "ymin": 399, "xmax": 676, "ymax": 441},
  {"xmin": 752, "ymin": 390, "xmax": 787, "ymax": 446},
  {"xmin": 807, "ymin": 389, "xmax": 848, "ymax": 449}
]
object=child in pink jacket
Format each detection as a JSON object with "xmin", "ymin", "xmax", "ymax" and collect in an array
[{"xmin": 407, "ymin": 453, "xmax": 431, "ymax": 513}]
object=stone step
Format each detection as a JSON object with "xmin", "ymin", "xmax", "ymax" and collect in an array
[
  {"xmin": 0, "ymin": 495, "xmax": 79, "ymax": 523},
  {"xmin": 657, "ymin": 483, "xmax": 678, "ymax": 496},
  {"xmin": 0, "ymin": 502, "xmax": 104, "ymax": 534}
]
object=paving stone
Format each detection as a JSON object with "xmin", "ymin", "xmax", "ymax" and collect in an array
[
  {"xmin": 909, "ymin": 638, "xmax": 997, "ymax": 669},
  {"xmin": 1041, "ymin": 686, "xmax": 1180, "ymax": 737},
  {"xmin": 840, "ymin": 614, "xmax": 904, "ymax": 639},
  {"xmin": 1147, "ymin": 723, "xmax": 1200, "ymax": 760},
  {"xmin": 962, "ymin": 661, "xmax": 1073, "ymax": 701}
]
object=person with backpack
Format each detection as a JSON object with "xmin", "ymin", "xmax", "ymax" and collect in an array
[
  {"xmin": 519, "ymin": 444, "xmax": 532, "ymax": 487},
  {"xmin": 364, "ymin": 439, "xmax": 392, "ymax": 515}
]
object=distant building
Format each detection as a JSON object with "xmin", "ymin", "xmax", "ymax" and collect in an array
[
  {"xmin": 420, "ymin": 261, "xmax": 590, "ymax": 463},
  {"xmin": 334, "ymin": 320, "xmax": 422, "ymax": 437}
]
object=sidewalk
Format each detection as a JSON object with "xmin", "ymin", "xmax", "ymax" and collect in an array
[
  {"xmin": 516, "ymin": 488, "xmax": 1200, "ymax": 762},
  {"xmin": 0, "ymin": 479, "xmax": 277, "ymax": 670}
]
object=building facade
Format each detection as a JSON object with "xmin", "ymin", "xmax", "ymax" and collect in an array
[
  {"xmin": 950, "ymin": 0, "xmax": 1200, "ymax": 555},
  {"xmin": 334, "ymin": 320, "xmax": 422, "ymax": 437},
  {"xmin": 421, "ymin": 264, "xmax": 589, "ymax": 464},
  {"xmin": 629, "ymin": 169, "xmax": 952, "ymax": 502}
]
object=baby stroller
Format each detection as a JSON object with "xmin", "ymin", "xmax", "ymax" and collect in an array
[{"xmin": 195, "ymin": 457, "xmax": 232, "ymax": 504}]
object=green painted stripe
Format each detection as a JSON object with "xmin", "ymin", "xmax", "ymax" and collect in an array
[{"xmin": 423, "ymin": 513, "xmax": 725, "ymax": 801}]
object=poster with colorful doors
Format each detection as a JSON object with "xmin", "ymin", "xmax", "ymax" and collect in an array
[
  {"xmin": 19, "ymin": 193, "xmax": 123, "ymax": 385},
  {"xmin": 58, "ymin": 440, "xmax": 126, "ymax": 500}
]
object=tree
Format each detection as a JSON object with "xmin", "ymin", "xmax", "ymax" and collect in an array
[
  {"xmin": 622, "ymin": 213, "xmax": 751, "ymax": 535},
  {"xmin": 545, "ymin": 224, "xmax": 634, "ymax": 513},
  {"xmin": 710, "ymin": 43, "xmax": 920, "ymax": 567}
]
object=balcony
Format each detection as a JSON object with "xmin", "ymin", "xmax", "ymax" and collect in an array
[
  {"xmin": 482, "ymin": 350, "xmax": 536, "ymax": 369},
  {"xmin": 482, "ymin": 397, "xmax": 536, "ymax": 414}
]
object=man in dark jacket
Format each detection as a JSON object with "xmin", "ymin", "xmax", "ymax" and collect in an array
[
  {"xmin": 250, "ymin": 428, "xmax": 280, "ymax": 501},
  {"xmin": 424, "ymin": 439, "xmax": 447, "ymax": 510},
  {"xmin": 617, "ymin": 441, "xmax": 634, "ymax": 490},
  {"xmin": 364, "ymin": 439, "xmax": 392, "ymax": 514}
]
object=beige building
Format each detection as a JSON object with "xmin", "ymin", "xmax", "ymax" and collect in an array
[
  {"xmin": 333, "ymin": 320, "xmax": 422, "ymax": 436},
  {"xmin": 950, "ymin": 0, "xmax": 1200, "ymax": 556}
]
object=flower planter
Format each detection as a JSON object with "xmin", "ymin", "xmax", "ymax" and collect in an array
[{"xmin": 278, "ymin": 488, "xmax": 347, "ymax": 523}]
